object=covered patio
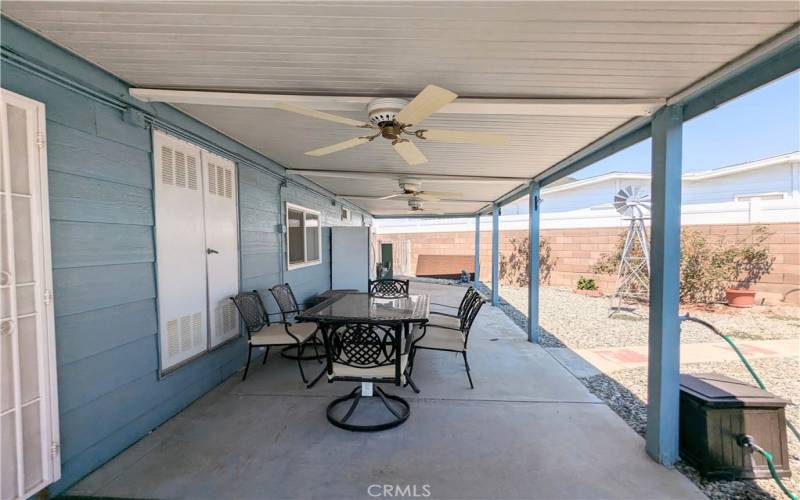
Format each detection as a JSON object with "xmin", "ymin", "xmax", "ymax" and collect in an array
[
  {"xmin": 67, "ymin": 281, "xmax": 702, "ymax": 499},
  {"xmin": 1, "ymin": 2, "xmax": 799, "ymax": 499}
]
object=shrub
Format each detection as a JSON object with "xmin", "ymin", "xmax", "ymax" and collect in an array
[
  {"xmin": 499, "ymin": 236, "xmax": 556, "ymax": 287},
  {"xmin": 593, "ymin": 225, "xmax": 774, "ymax": 304},
  {"xmin": 577, "ymin": 277, "xmax": 598, "ymax": 290}
]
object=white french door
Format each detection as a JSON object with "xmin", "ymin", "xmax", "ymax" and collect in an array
[
  {"xmin": 0, "ymin": 90, "xmax": 60, "ymax": 498},
  {"xmin": 202, "ymin": 152, "xmax": 239, "ymax": 348}
]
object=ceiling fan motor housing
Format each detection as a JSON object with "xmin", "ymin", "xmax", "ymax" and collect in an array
[{"xmin": 367, "ymin": 98, "xmax": 409, "ymax": 138}]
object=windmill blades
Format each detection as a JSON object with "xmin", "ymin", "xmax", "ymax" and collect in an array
[
  {"xmin": 275, "ymin": 102, "xmax": 372, "ymax": 128},
  {"xmin": 415, "ymin": 128, "xmax": 508, "ymax": 146},
  {"xmin": 392, "ymin": 139, "xmax": 428, "ymax": 165},
  {"xmin": 305, "ymin": 136, "xmax": 373, "ymax": 156},
  {"xmin": 395, "ymin": 85, "xmax": 457, "ymax": 126}
]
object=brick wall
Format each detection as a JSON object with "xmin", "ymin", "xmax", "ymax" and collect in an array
[{"xmin": 377, "ymin": 222, "xmax": 800, "ymax": 305}]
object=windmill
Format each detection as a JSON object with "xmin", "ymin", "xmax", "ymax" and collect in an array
[{"xmin": 610, "ymin": 186, "xmax": 651, "ymax": 315}]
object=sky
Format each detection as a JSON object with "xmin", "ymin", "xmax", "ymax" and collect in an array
[{"xmin": 574, "ymin": 71, "xmax": 800, "ymax": 179}]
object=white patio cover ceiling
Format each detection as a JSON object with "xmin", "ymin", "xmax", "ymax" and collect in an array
[{"xmin": 3, "ymin": 1, "xmax": 798, "ymax": 216}]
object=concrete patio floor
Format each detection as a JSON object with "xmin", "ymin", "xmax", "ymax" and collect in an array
[{"xmin": 68, "ymin": 282, "xmax": 703, "ymax": 499}]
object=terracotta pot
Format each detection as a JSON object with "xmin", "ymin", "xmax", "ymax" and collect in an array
[
  {"xmin": 725, "ymin": 288, "xmax": 756, "ymax": 308},
  {"xmin": 575, "ymin": 289, "xmax": 603, "ymax": 297}
]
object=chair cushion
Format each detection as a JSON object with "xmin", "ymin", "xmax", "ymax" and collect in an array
[
  {"xmin": 414, "ymin": 326, "xmax": 466, "ymax": 352},
  {"xmin": 329, "ymin": 354, "xmax": 409, "ymax": 381},
  {"xmin": 430, "ymin": 304, "xmax": 458, "ymax": 315},
  {"xmin": 249, "ymin": 322, "xmax": 317, "ymax": 346},
  {"xmin": 428, "ymin": 314, "xmax": 461, "ymax": 330}
]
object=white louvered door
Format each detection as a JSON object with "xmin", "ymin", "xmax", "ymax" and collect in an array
[
  {"xmin": 153, "ymin": 131, "xmax": 208, "ymax": 371},
  {"xmin": 202, "ymin": 152, "xmax": 239, "ymax": 348},
  {"xmin": 0, "ymin": 90, "xmax": 60, "ymax": 499}
]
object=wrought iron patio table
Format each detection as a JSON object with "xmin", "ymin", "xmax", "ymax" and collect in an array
[{"xmin": 297, "ymin": 292, "xmax": 429, "ymax": 430}]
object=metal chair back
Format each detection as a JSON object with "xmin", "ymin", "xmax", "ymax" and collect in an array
[
  {"xmin": 270, "ymin": 283, "xmax": 301, "ymax": 322},
  {"xmin": 460, "ymin": 297, "xmax": 485, "ymax": 347},
  {"xmin": 456, "ymin": 287, "xmax": 478, "ymax": 317},
  {"xmin": 324, "ymin": 322, "xmax": 404, "ymax": 382},
  {"xmin": 368, "ymin": 279, "xmax": 410, "ymax": 298},
  {"xmin": 230, "ymin": 291, "xmax": 270, "ymax": 339}
]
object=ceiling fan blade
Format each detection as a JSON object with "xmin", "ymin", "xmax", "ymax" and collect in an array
[
  {"xmin": 411, "ymin": 193, "xmax": 440, "ymax": 202},
  {"xmin": 305, "ymin": 136, "xmax": 371, "ymax": 156},
  {"xmin": 420, "ymin": 190, "xmax": 464, "ymax": 198},
  {"xmin": 392, "ymin": 140, "xmax": 428, "ymax": 166},
  {"xmin": 275, "ymin": 102, "xmax": 371, "ymax": 128},
  {"xmin": 378, "ymin": 193, "xmax": 406, "ymax": 200},
  {"xmin": 396, "ymin": 85, "xmax": 457, "ymax": 125},
  {"xmin": 417, "ymin": 129, "xmax": 508, "ymax": 146}
]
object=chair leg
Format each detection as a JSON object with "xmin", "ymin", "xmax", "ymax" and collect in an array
[
  {"xmin": 261, "ymin": 346, "xmax": 270, "ymax": 365},
  {"xmin": 312, "ymin": 333, "xmax": 322, "ymax": 364},
  {"xmin": 242, "ymin": 346, "xmax": 253, "ymax": 381},
  {"xmin": 296, "ymin": 343, "xmax": 308, "ymax": 384},
  {"xmin": 462, "ymin": 351, "xmax": 474, "ymax": 389},
  {"xmin": 406, "ymin": 374, "xmax": 420, "ymax": 394}
]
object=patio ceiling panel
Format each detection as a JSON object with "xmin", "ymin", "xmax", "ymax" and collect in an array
[{"xmin": 3, "ymin": 1, "xmax": 797, "ymax": 217}]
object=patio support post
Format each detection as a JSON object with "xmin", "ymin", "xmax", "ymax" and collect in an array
[
  {"xmin": 474, "ymin": 214, "xmax": 481, "ymax": 283},
  {"xmin": 527, "ymin": 182, "xmax": 541, "ymax": 343},
  {"xmin": 491, "ymin": 204, "xmax": 500, "ymax": 306},
  {"xmin": 645, "ymin": 105, "xmax": 683, "ymax": 466}
]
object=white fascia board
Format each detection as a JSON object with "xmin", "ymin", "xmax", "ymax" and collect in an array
[
  {"xmin": 130, "ymin": 88, "xmax": 662, "ymax": 117},
  {"xmin": 287, "ymin": 169, "xmax": 529, "ymax": 184}
]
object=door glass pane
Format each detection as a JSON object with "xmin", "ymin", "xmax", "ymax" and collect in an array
[
  {"xmin": 287, "ymin": 209, "xmax": 305, "ymax": 264},
  {"xmin": 1, "ymin": 321, "xmax": 14, "ymax": 412},
  {"xmin": 1, "ymin": 412, "xmax": 18, "ymax": 499},
  {"xmin": 22, "ymin": 401, "xmax": 43, "ymax": 490},
  {"xmin": 12, "ymin": 196, "xmax": 34, "ymax": 284},
  {"xmin": 305, "ymin": 213, "xmax": 319, "ymax": 262},
  {"xmin": 19, "ymin": 316, "xmax": 39, "ymax": 404},
  {"xmin": 8, "ymin": 105, "xmax": 30, "ymax": 196}
]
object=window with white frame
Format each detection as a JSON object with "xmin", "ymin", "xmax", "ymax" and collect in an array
[{"xmin": 287, "ymin": 203, "xmax": 322, "ymax": 269}]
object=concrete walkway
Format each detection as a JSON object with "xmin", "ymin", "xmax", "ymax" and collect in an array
[
  {"xmin": 574, "ymin": 338, "xmax": 799, "ymax": 374},
  {"xmin": 68, "ymin": 282, "xmax": 703, "ymax": 500}
]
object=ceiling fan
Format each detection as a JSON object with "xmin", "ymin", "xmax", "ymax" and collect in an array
[
  {"xmin": 378, "ymin": 178, "xmax": 462, "ymax": 202},
  {"xmin": 275, "ymin": 85, "xmax": 509, "ymax": 166},
  {"xmin": 404, "ymin": 200, "xmax": 444, "ymax": 215}
]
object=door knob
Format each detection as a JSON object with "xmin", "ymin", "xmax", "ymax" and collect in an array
[{"xmin": 207, "ymin": 248, "xmax": 219, "ymax": 255}]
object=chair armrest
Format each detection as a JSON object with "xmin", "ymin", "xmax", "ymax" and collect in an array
[
  {"xmin": 430, "ymin": 311, "xmax": 459, "ymax": 319},
  {"xmin": 430, "ymin": 302, "xmax": 458, "ymax": 309}
]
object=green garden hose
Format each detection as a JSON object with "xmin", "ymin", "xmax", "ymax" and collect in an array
[{"xmin": 681, "ymin": 314, "xmax": 798, "ymax": 500}]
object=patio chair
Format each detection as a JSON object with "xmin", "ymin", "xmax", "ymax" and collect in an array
[
  {"xmin": 430, "ymin": 285, "xmax": 476, "ymax": 313},
  {"xmin": 429, "ymin": 287, "xmax": 479, "ymax": 328},
  {"xmin": 270, "ymin": 283, "xmax": 324, "ymax": 361},
  {"xmin": 368, "ymin": 278, "xmax": 410, "ymax": 298},
  {"xmin": 410, "ymin": 296, "xmax": 485, "ymax": 389},
  {"xmin": 230, "ymin": 291, "xmax": 319, "ymax": 382},
  {"xmin": 321, "ymin": 321, "xmax": 415, "ymax": 431}
]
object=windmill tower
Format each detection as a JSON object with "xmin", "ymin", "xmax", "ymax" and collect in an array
[{"xmin": 610, "ymin": 186, "xmax": 651, "ymax": 315}]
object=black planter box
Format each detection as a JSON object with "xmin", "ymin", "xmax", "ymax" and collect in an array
[{"xmin": 679, "ymin": 373, "xmax": 791, "ymax": 480}]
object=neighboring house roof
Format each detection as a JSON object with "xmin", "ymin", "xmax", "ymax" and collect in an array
[{"xmin": 540, "ymin": 151, "xmax": 800, "ymax": 195}]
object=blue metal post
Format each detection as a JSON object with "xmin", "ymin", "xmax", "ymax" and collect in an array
[
  {"xmin": 474, "ymin": 214, "xmax": 481, "ymax": 283},
  {"xmin": 491, "ymin": 205, "xmax": 500, "ymax": 306},
  {"xmin": 527, "ymin": 183, "xmax": 541, "ymax": 343},
  {"xmin": 646, "ymin": 105, "xmax": 683, "ymax": 466}
]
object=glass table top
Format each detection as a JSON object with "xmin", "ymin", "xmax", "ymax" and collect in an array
[{"xmin": 298, "ymin": 293, "xmax": 430, "ymax": 323}]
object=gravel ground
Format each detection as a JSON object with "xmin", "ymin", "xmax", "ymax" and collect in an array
[
  {"xmin": 495, "ymin": 285, "xmax": 800, "ymax": 349},
  {"xmin": 584, "ymin": 358, "xmax": 799, "ymax": 500},
  {"xmin": 480, "ymin": 282, "xmax": 800, "ymax": 499}
]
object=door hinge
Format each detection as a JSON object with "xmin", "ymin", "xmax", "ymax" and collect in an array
[
  {"xmin": 43, "ymin": 289, "xmax": 53, "ymax": 305},
  {"xmin": 50, "ymin": 441, "xmax": 60, "ymax": 457},
  {"xmin": 36, "ymin": 132, "xmax": 46, "ymax": 150}
]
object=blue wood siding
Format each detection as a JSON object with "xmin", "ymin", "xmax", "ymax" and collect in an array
[{"xmin": 1, "ymin": 17, "xmax": 370, "ymax": 495}]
